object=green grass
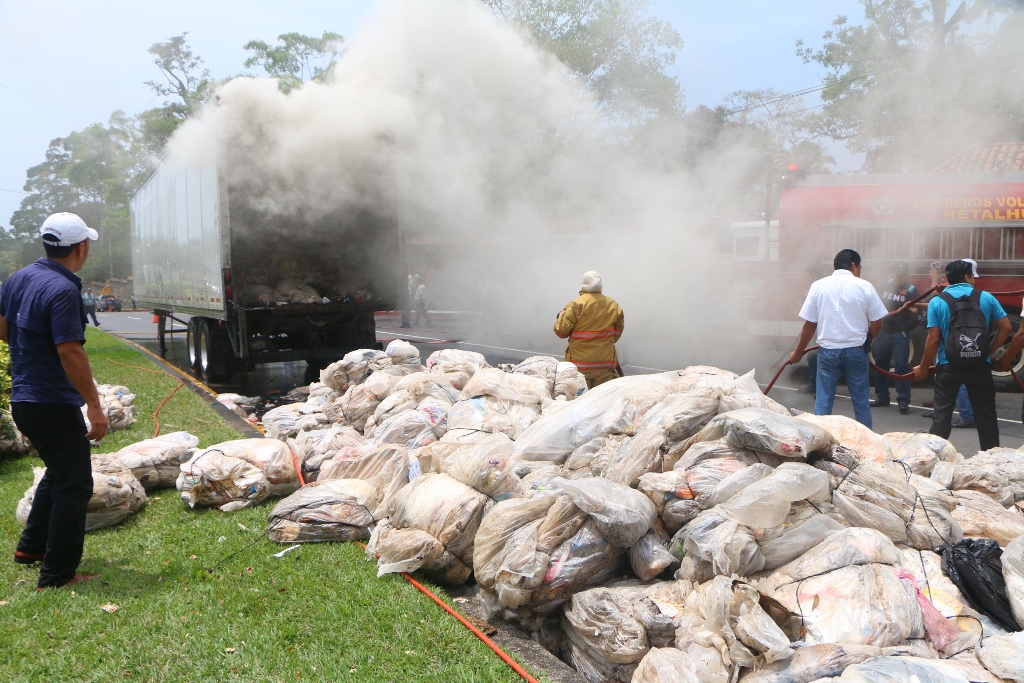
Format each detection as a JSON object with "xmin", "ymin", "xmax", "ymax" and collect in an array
[{"xmin": 0, "ymin": 329, "xmax": 536, "ymax": 683}]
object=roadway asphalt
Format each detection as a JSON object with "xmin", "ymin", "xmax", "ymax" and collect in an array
[{"xmin": 98, "ymin": 310, "xmax": 1024, "ymax": 456}]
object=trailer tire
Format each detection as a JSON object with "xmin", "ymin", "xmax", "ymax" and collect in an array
[
  {"xmin": 199, "ymin": 320, "xmax": 231, "ymax": 383},
  {"xmin": 186, "ymin": 318, "xmax": 201, "ymax": 371}
]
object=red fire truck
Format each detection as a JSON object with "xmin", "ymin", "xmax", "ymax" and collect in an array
[{"xmin": 738, "ymin": 168, "xmax": 1024, "ymax": 388}]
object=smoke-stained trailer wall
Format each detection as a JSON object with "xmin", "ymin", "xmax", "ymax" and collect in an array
[{"xmin": 130, "ymin": 160, "xmax": 405, "ymax": 381}]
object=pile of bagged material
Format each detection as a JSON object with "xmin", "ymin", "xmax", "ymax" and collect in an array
[
  {"xmin": 252, "ymin": 353, "xmax": 1024, "ymax": 683},
  {"xmin": 83, "ymin": 383, "xmax": 137, "ymax": 432},
  {"xmin": 20, "ymin": 345, "xmax": 1024, "ymax": 682}
]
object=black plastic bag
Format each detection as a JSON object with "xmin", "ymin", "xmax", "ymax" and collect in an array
[{"xmin": 940, "ymin": 538, "xmax": 1021, "ymax": 632}]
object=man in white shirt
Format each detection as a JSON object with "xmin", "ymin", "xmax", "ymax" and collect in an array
[{"xmin": 789, "ymin": 249, "xmax": 888, "ymax": 427}]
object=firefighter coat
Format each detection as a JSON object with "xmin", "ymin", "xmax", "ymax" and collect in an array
[{"xmin": 554, "ymin": 291, "xmax": 625, "ymax": 373}]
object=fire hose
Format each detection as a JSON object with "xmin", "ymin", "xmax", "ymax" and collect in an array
[{"xmin": 765, "ymin": 284, "xmax": 1024, "ymax": 395}]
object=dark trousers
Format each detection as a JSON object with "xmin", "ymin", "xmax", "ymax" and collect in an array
[
  {"xmin": 929, "ymin": 365, "xmax": 1000, "ymax": 451},
  {"xmin": 13, "ymin": 403, "xmax": 93, "ymax": 587},
  {"xmin": 414, "ymin": 300, "xmax": 431, "ymax": 324},
  {"xmin": 85, "ymin": 305, "xmax": 99, "ymax": 326},
  {"xmin": 873, "ymin": 331, "xmax": 911, "ymax": 404}
]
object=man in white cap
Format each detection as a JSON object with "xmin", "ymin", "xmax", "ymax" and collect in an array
[
  {"xmin": 554, "ymin": 270, "xmax": 625, "ymax": 388},
  {"xmin": 0, "ymin": 212, "xmax": 109, "ymax": 589}
]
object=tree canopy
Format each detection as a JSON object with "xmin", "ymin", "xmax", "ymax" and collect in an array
[
  {"xmin": 483, "ymin": 0, "xmax": 684, "ymax": 120},
  {"xmin": 243, "ymin": 31, "xmax": 345, "ymax": 92}
]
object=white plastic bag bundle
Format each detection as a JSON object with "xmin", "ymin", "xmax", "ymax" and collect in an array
[
  {"xmin": 273, "ymin": 279, "xmax": 320, "ymax": 304},
  {"xmin": 365, "ymin": 390, "xmax": 417, "ymax": 437},
  {"xmin": 976, "ymin": 631, "xmax": 1024, "ymax": 682},
  {"xmin": 267, "ymin": 478, "xmax": 378, "ymax": 543},
  {"xmin": 563, "ymin": 434, "xmax": 631, "ymax": 478},
  {"xmin": 332, "ymin": 371, "xmax": 401, "ymax": 432},
  {"xmin": 176, "ymin": 450, "xmax": 270, "ymax": 511},
  {"xmin": 838, "ymin": 656, "xmax": 981, "ymax": 683},
  {"xmin": 83, "ymin": 383, "xmax": 138, "ymax": 433},
  {"xmin": 630, "ymin": 648, "xmax": 702, "ymax": 683},
  {"xmin": 604, "ymin": 393, "xmax": 720, "ymax": 487},
  {"xmin": 370, "ymin": 473, "xmax": 490, "ymax": 584},
  {"xmin": 795, "ymin": 414, "xmax": 893, "ymax": 463},
  {"xmin": 562, "ymin": 581, "xmax": 690, "ymax": 683},
  {"xmin": 385, "ymin": 339, "xmax": 423, "ymax": 374},
  {"xmin": 551, "ymin": 476, "xmax": 657, "ymax": 547},
  {"xmin": 1004, "ymin": 534, "xmax": 1024, "ymax": 629},
  {"xmin": 262, "ymin": 403, "xmax": 326, "ymax": 439},
  {"xmin": 394, "ymin": 372, "xmax": 461, "ymax": 406},
  {"xmin": 884, "ymin": 432, "xmax": 961, "ymax": 476},
  {"xmin": 675, "ymin": 365, "xmax": 738, "ymax": 399},
  {"xmin": 320, "ymin": 349, "xmax": 391, "ymax": 392},
  {"xmin": 683, "ymin": 408, "xmax": 836, "ymax": 461},
  {"xmin": 446, "ymin": 396, "xmax": 540, "ymax": 441},
  {"xmin": 441, "ymin": 432, "xmax": 523, "ymax": 501},
  {"xmin": 462, "ymin": 367, "xmax": 552, "ymax": 405},
  {"xmin": 930, "ymin": 447, "xmax": 1024, "ymax": 505},
  {"xmin": 554, "ymin": 362, "xmax": 587, "ymax": 400},
  {"xmin": 18, "ymin": 459, "xmax": 148, "ymax": 531},
  {"xmin": 371, "ymin": 409, "xmax": 438, "ymax": 449},
  {"xmin": 294, "ymin": 424, "xmax": 366, "ymax": 481},
  {"xmin": 718, "ymin": 370, "xmax": 790, "ymax": 415},
  {"xmin": 474, "ymin": 494, "xmax": 622, "ymax": 614},
  {"xmin": 950, "ymin": 489, "xmax": 1024, "ymax": 547},
  {"xmin": 416, "ymin": 396, "xmax": 449, "ymax": 438},
  {"xmin": 425, "ymin": 349, "xmax": 489, "ymax": 390},
  {"xmin": 111, "ymin": 431, "xmax": 200, "ymax": 489},
  {"xmin": 816, "ymin": 448, "xmax": 962, "ymax": 549},
  {"xmin": 642, "ymin": 441, "xmax": 781, "ymax": 532},
  {"xmin": 197, "ymin": 438, "xmax": 302, "ymax": 496},
  {"xmin": 759, "ymin": 528, "xmax": 924, "ymax": 648},
  {"xmin": 630, "ymin": 521, "xmax": 677, "ymax": 582},
  {"xmin": 317, "ymin": 444, "xmax": 409, "ymax": 520},
  {"xmin": 688, "ymin": 576, "xmax": 795, "ymax": 665},
  {"xmin": 511, "ymin": 373, "xmax": 681, "ymax": 463}
]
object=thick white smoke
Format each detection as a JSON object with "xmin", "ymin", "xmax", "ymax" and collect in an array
[{"xmin": 168, "ymin": 0, "xmax": 756, "ymax": 371}]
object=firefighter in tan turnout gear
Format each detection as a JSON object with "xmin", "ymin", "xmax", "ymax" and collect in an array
[{"xmin": 554, "ymin": 271, "xmax": 625, "ymax": 389}]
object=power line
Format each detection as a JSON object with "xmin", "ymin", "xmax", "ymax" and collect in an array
[
  {"xmin": 0, "ymin": 188, "xmax": 28, "ymax": 195},
  {"xmin": 723, "ymin": 71, "xmax": 877, "ymax": 116},
  {"xmin": 0, "ymin": 80, "xmax": 80, "ymax": 127}
]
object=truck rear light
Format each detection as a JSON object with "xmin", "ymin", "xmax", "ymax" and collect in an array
[
  {"xmin": 223, "ymin": 268, "xmax": 233, "ymax": 300},
  {"xmin": 223, "ymin": 268, "xmax": 232, "ymax": 284}
]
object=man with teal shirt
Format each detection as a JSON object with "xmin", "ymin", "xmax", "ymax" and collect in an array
[{"xmin": 914, "ymin": 259, "xmax": 1011, "ymax": 451}]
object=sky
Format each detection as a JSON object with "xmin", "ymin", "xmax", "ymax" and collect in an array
[{"xmin": 0, "ymin": 0, "xmax": 864, "ymax": 227}]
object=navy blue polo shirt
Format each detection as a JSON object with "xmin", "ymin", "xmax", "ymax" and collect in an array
[{"xmin": 0, "ymin": 258, "xmax": 88, "ymax": 405}]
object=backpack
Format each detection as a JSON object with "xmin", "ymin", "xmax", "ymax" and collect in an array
[{"xmin": 939, "ymin": 288, "xmax": 990, "ymax": 370}]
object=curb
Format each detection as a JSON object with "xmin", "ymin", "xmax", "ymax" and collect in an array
[
  {"xmin": 442, "ymin": 584, "xmax": 585, "ymax": 683},
  {"xmin": 113, "ymin": 335, "xmax": 264, "ymax": 438}
]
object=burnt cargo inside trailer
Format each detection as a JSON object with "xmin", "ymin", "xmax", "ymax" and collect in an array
[{"xmin": 130, "ymin": 162, "xmax": 405, "ymax": 381}]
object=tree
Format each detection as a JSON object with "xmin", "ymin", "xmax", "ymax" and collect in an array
[
  {"xmin": 482, "ymin": 0, "xmax": 683, "ymax": 121},
  {"xmin": 797, "ymin": 0, "xmax": 1021, "ymax": 171},
  {"xmin": 7, "ymin": 114, "xmax": 148, "ymax": 279},
  {"xmin": 721, "ymin": 89, "xmax": 819, "ymax": 153},
  {"xmin": 243, "ymin": 31, "xmax": 345, "ymax": 93},
  {"xmin": 141, "ymin": 33, "xmax": 213, "ymax": 151}
]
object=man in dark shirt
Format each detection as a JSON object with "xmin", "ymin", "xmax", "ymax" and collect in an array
[
  {"xmin": 0, "ymin": 212, "xmax": 109, "ymax": 589},
  {"xmin": 870, "ymin": 262, "xmax": 919, "ymax": 414}
]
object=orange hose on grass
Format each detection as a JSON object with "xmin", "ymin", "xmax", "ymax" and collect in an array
[
  {"xmin": 356, "ymin": 542, "xmax": 540, "ymax": 683},
  {"xmin": 105, "ymin": 358, "xmax": 185, "ymax": 437}
]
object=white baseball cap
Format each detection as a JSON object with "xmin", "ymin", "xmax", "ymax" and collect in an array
[
  {"xmin": 39, "ymin": 212, "xmax": 98, "ymax": 246},
  {"xmin": 963, "ymin": 258, "xmax": 979, "ymax": 278}
]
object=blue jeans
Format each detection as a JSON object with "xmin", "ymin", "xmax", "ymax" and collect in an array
[
  {"xmin": 956, "ymin": 384, "xmax": 973, "ymax": 421},
  {"xmin": 873, "ymin": 331, "xmax": 911, "ymax": 404},
  {"xmin": 815, "ymin": 346, "xmax": 873, "ymax": 428}
]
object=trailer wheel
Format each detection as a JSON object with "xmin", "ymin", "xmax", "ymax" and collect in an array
[
  {"xmin": 186, "ymin": 318, "xmax": 201, "ymax": 371},
  {"xmin": 199, "ymin": 320, "xmax": 231, "ymax": 383}
]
